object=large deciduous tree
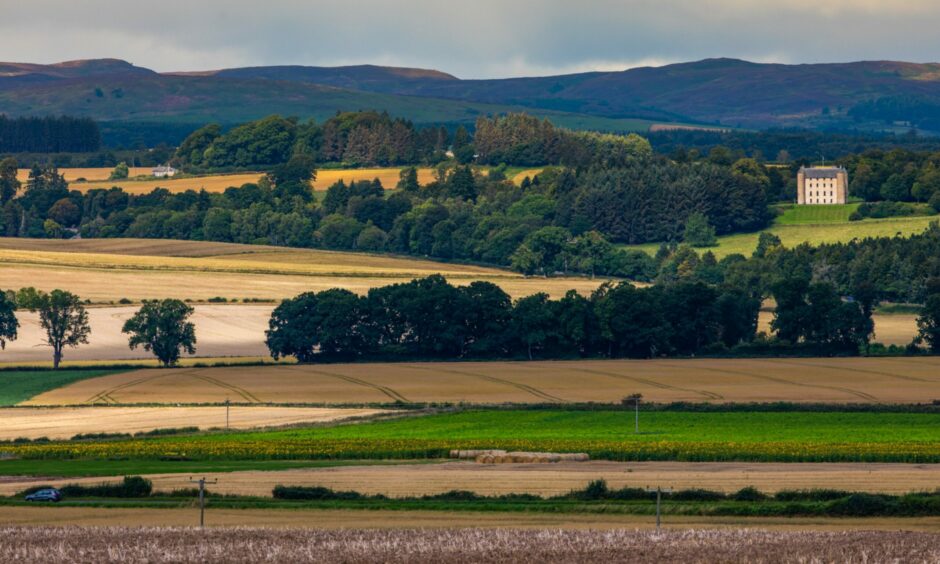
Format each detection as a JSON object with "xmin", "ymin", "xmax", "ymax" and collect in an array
[
  {"xmin": 122, "ymin": 299, "xmax": 197, "ymax": 367},
  {"xmin": 33, "ymin": 290, "xmax": 91, "ymax": 369}
]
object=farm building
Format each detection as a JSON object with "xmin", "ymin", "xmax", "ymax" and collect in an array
[
  {"xmin": 797, "ymin": 166, "xmax": 848, "ymax": 205},
  {"xmin": 152, "ymin": 165, "xmax": 178, "ymax": 178}
]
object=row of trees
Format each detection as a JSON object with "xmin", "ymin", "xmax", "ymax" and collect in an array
[
  {"xmin": 0, "ymin": 290, "xmax": 196, "ymax": 368},
  {"xmin": 0, "ymin": 115, "xmax": 101, "ymax": 153},
  {"xmin": 265, "ymin": 275, "xmax": 761, "ymax": 361}
]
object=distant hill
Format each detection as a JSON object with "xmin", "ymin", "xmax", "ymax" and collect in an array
[{"xmin": 4, "ymin": 57, "xmax": 940, "ymax": 143}]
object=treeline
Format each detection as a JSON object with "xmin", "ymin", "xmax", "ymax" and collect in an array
[
  {"xmin": 265, "ymin": 275, "xmax": 761, "ymax": 361},
  {"xmin": 848, "ymin": 95, "xmax": 940, "ymax": 131},
  {"xmin": 0, "ymin": 115, "xmax": 101, "ymax": 153},
  {"xmin": 175, "ymin": 112, "xmax": 451, "ymax": 170},
  {"xmin": 648, "ymin": 128, "xmax": 940, "ymax": 163}
]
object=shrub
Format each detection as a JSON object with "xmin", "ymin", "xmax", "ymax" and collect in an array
[
  {"xmin": 59, "ymin": 476, "xmax": 152, "ymax": 498},
  {"xmin": 828, "ymin": 493, "xmax": 894, "ymax": 516},
  {"xmin": 774, "ymin": 489, "xmax": 852, "ymax": 502},
  {"xmin": 272, "ymin": 485, "xmax": 365, "ymax": 500},
  {"xmin": 671, "ymin": 488, "xmax": 726, "ymax": 502},
  {"xmin": 733, "ymin": 486, "xmax": 767, "ymax": 502}
]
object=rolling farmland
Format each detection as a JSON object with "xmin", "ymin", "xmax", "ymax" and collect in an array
[
  {"xmin": 0, "ymin": 238, "xmax": 606, "ymax": 304},
  {"xmin": 24, "ymin": 357, "xmax": 940, "ymax": 405}
]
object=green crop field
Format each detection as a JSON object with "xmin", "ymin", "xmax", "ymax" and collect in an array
[
  {"xmin": 0, "ymin": 370, "xmax": 128, "ymax": 406},
  {"xmin": 626, "ymin": 214, "xmax": 939, "ymax": 258},
  {"xmin": 11, "ymin": 409, "xmax": 940, "ymax": 463}
]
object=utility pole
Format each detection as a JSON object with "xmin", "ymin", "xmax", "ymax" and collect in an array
[
  {"xmin": 188, "ymin": 476, "xmax": 218, "ymax": 528},
  {"xmin": 225, "ymin": 398, "xmax": 230, "ymax": 429},
  {"xmin": 626, "ymin": 393, "xmax": 643, "ymax": 434},
  {"xmin": 646, "ymin": 486, "xmax": 672, "ymax": 529}
]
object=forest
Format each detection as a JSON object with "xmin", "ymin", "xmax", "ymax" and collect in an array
[{"xmin": 0, "ymin": 115, "xmax": 101, "ymax": 153}]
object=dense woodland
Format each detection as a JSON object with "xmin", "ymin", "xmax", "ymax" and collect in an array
[{"xmin": 0, "ymin": 115, "xmax": 101, "ymax": 153}]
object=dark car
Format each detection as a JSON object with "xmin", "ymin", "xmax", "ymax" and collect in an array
[{"xmin": 25, "ymin": 489, "xmax": 61, "ymax": 502}]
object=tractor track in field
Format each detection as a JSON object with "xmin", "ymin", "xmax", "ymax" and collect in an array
[
  {"xmin": 188, "ymin": 373, "xmax": 262, "ymax": 403},
  {"xmin": 291, "ymin": 367, "xmax": 410, "ymax": 403},
  {"xmin": 766, "ymin": 358, "xmax": 940, "ymax": 384},
  {"xmin": 568, "ymin": 366, "xmax": 725, "ymax": 401},
  {"xmin": 86, "ymin": 372, "xmax": 177, "ymax": 404},
  {"xmin": 670, "ymin": 361, "xmax": 879, "ymax": 402},
  {"xmin": 406, "ymin": 364, "xmax": 567, "ymax": 403},
  {"xmin": 86, "ymin": 369, "xmax": 262, "ymax": 404}
]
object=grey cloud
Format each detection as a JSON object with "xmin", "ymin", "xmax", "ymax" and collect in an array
[{"xmin": 0, "ymin": 0, "xmax": 938, "ymax": 77}]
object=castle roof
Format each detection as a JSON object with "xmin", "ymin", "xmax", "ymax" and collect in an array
[{"xmin": 800, "ymin": 166, "xmax": 845, "ymax": 179}]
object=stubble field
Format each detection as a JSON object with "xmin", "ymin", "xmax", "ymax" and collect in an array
[
  {"xmin": 25, "ymin": 357, "xmax": 940, "ymax": 405},
  {"xmin": 0, "ymin": 238, "xmax": 605, "ymax": 305},
  {"xmin": 0, "ymin": 406, "xmax": 386, "ymax": 440}
]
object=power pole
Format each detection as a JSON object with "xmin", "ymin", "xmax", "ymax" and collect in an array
[
  {"xmin": 646, "ymin": 486, "xmax": 672, "ymax": 529},
  {"xmin": 225, "ymin": 398, "xmax": 230, "ymax": 429},
  {"xmin": 626, "ymin": 393, "xmax": 643, "ymax": 434},
  {"xmin": 188, "ymin": 476, "xmax": 218, "ymax": 528}
]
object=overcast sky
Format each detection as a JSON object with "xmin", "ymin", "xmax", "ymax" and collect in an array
[{"xmin": 2, "ymin": 0, "xmax": 939, "ymax": 78}]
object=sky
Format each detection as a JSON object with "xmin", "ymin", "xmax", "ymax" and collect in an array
[{"xmin": 2, "ymin": 0, "xmax": 940, "ymax": 78}]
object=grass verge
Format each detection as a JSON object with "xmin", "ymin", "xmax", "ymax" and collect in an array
[{"xmin": 0, "ymin": 370, "xmax": 129, "ymax": 406}]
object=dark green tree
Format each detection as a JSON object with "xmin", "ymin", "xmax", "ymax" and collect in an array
[
  {"xmin": 0, "ymin": 290, "xmax": 18, "ymax": 350},
  {"xmin": 32, "ymin": 290, "xmax": 91, "ymax": 369},
  {"xmin": 683, "ymin": 212, "xmax": 718, "ymax": 247},
  {"xmin": 509, "ymin": 293, "xmax": 557, "ymax": 360},
  {"xmin": 122, "ymin": 299, "xmax": 197, "ymax": 367},
  {"xmin": 0, "ymin": 158, "xmax": 19, "ymax": 205}
]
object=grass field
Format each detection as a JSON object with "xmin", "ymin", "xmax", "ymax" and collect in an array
[
  {"xmin": 0, "ymin": 370, "xmax": 125, "ymax": 406},
  {"xmin": 25, "ymin": 357, "xmax": 940, "ymax": 406},
  {"xmin": 626, "ymin": 214, "xmax": 939, "ymax": 258},
  {"xmin": 0, "ymin": 406, "xmax": 386, "ymax": 440},
  {"xmin": 16, "ymin": 167, "xmax": 151, "ymax": 183},
  {"xmin": 0, "ymin": 238, "xmax": 605, "ymax": 303},
  {"xmin": 10, "ymin": 409, "xmax": 940, "ymax": 462},
  {"xmin": 774, "ymin": 203, "xmax": 861, "ymax": 225}
]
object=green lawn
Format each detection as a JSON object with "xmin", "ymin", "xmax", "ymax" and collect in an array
[
  {"xmin": 774, "ymin": 203, "xmax": 860, "ymax": 225},
  {"xmin": 0, "ymin": 369, "xmax": 128, "ymax": 406},
  {"xmin": 626, "ymin": 214, "xmax": 939, "ymax": 259}
]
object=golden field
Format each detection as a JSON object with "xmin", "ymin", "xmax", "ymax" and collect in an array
[
  {"xmin": 25, "ymin": 357, "xmax": 940, "ymax": 406},
  {"xmin": 758, "ymin": 310, "xmax": 917, "ymax": 346},
  {"xmin": 0, "ymin": 406, "xmax": 385, "ymax": 440},
  {"xmin": 16, "ymin": 167, "xmax": 151, "ymax": 183},
  {"xmin": 59, "ymin": 167, "xmax": 438, "ymax": 194},
  {"xmin": 1, "ymin": 461, "xmax": 934, "ymax": 498},
  {"xmin": 0, "ymin": 238, "xmax": 607, "ymax": 303}
]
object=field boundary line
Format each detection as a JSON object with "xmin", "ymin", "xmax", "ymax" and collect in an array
[
  {"xmin": 405, "ymin": 364, "xmax": 567, "ymax": 403},
  {"xmin": 670, "ymin": 362, "xmax": 879, "ymax": 402},
  {"xmin": 288, "ymin": 366, "xmax": 410, "ymax": 403},
  {"xmin": 565, "ymin": 365, "xmax": 724, "ymax": 400}
]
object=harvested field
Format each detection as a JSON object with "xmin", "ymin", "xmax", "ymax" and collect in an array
[
  {"xmin": 0, "ymin": 526, "xmax": 937, "ymax": 563},
  {"xmin": 6, "ymin": 461, "xmax": 937, "ymax": 498},
  {"xmin": 26, "ymin": 357, "xmax": 940, "ymax": 405},
  {"xmin": 2, "ymin": 305, "xmax": 272, "ymax": 363},
  {"xmin": 0, "ymin": 406, "xmax": 385, "ymax": 440},
  {"xmin": 0, "ymin": 238, "xmax": 605, "ymax": 304},
  {"xmin": 16, "ymin": 167, "xmax": 151, "ymax": 183},
  {"xmin": 62, "ymin": 168, "xmax": 437, "ymax": 195}
]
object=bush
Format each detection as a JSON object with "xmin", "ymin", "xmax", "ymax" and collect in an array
[
  {"xmin": 733, "ymin": 486, "xmax": 767, "ymax": 502},
  {"xmin": 774, "ymin": 489, "xmax": 853, "ymax": 502},
  {"xmin": 272, "ymin": 485, "xmax": 365, "ymax": 500},
  {"xmin": 59, "ymin": 476, "xmax": 153, "ymax": 498},
  {"xmin": 207, "ymin": 297, "xmax": 228, "ymax": 303},
  {"xmin": 671, "ymin": 488, "xmax": 727, "ymax": 502},
  {"xmin": 828, "ymin": 493, "xmax": 894, "ymax": 516}
]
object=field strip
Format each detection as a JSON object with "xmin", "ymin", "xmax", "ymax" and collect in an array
[
  {"xmin": 660, "ymin": 361, "xmax": 879, "ymax": 402},
  {"xmin": 566, "ymin": 366, "xmax": 724, "ymax": 400},
  {"xmin": 765, "ymin": 359, "xmax": 940, "ymax": 384},
  {"xmin": 405, "ymin": 364, "xmax": 567, "ymax": 403},
  {"xmin": 288, "ymin": 366, "xmax": 410, "ymax": 403}
]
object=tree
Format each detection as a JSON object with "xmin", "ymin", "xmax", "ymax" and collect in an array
[
  {"xmin": 509, "ymin": 293, "xmax": 557, "ymax": 360},
  {"xmin": 683, "ymin": 212, "xmax": 717, "ymax": 247},
  {"xmin": 0, "ymin": 158, "xmax": 19, "ymax": 205},
  {"xmin": 109, "ymin": 162, "xmax": 129, "ymax": 180},
  {"xmin": 448, "ymin": 165, "xmax": 477, "ymax": 201},
  {"xmin": 397, "ymin": 167, "xmax": 420, "ymax": 192},
  {"xmin": 918, "ymin": 293, "xmax": 940, "ymax": 352},
  {"xmin": 266, "ymin": 290, "xmax": 363, "ymax": 361},
  {"xmin": 0, "ymin": 290, "xmax": 18, "ymax": 349},
  {"xmin": 32, "ymin": 290, "xmax": 90, "ymax": 369},
  {"xmin": 122, "ymin": 299, "xmax": 197, "ymax": 367}
]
